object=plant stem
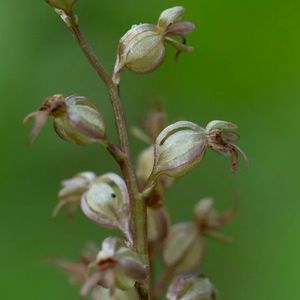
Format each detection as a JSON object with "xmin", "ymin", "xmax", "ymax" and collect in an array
[
  {"xmin": 153, "ymin": 267, "xmax": 174, "ymax": 299},
  {"xmin": 68, "ymin": 13, "xmax": 149, "ymax": 299}
]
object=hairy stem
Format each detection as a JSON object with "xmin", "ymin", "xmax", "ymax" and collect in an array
[{"xmin": 67, "ymin": 13, "xmax": 149, "ymax": 299}]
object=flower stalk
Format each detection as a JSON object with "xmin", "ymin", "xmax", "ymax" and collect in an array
[
  {"xmin": 66, "ymin": 11, "xmax": 149, "ymax": 299},
  {"xmin": 26, "ymin": 4, "xmax": 247, "ymax": 299}
]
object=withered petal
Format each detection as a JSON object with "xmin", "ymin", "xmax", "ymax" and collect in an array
[{"xmin": 23, "ymin": 110, "xmax": 49, "ymax": 144}]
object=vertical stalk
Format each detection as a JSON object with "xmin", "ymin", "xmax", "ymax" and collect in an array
[{"xmin": 67, "ymin": 13, "xmax": 149, "ymax": 299}]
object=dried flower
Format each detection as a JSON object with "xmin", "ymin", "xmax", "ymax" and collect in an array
[
  {"xmin": 132, "ymin": 104, "xmax": 168, "ymax": 145},
  {"xmin": 167, "ymin": 273, "xmax": 217, "ymax": 300},
  {"xmin": 194, "ymin": 197, "xmax": 236, "ymax": 243},
  {"xmin": 205, "ymin": 120, "xmax": 248, "ymax": 172},
  {"xmin": 113, "ymin": 6, "xmax": 195, "ymax": 84},
  {"xmin": 81, "ymin": 237, "xmax": 147, "ymax": 296},
  {"xmin": 163, "ymin": 223, "xmax": 204, "ymax": 274},
  {"xmin": 24, "ymin": 94, "xmax": 106, "ymax": 145},
  {"xmin": 148, "ymin": 121, "xmax": 206, "ymax": 183},
  {"xmin": 52, "ymin": 171, "xmax": 96, "ymax": 218},
  {"xmin": 80, "ymin": 173, "xmax": 132, "ymax": 243},
  {"xmin": 45, "ymin": 0, "xmax": 77, "ymax": 12},
  {"xmin": 50, "ymin": 242, "xmax": 98, "ymax": 286}
]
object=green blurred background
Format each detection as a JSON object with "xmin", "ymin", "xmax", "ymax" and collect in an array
[{"xmin": 1, "ymin": 0, "xmax": 299, "ymax": 299}]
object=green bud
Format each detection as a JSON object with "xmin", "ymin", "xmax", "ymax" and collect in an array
[
  {"xmin": 45, "ymin": 0, "xmax": 77, "ymax": 12},
  {"xmin": 24, "ymin": 94, "xmax": 106, "ymax": 146},
  {"xmin": 167, "ymin": 274, "xmax": 217, "ymax": 300}
]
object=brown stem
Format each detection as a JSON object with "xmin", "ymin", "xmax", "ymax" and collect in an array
[
  {"xmin": 67, "ymin": 13, "xmax": 149, "ymax": 299},
  {"xmin": 153, "ymin": 267, "xmax": 174, "ymax": 299}
]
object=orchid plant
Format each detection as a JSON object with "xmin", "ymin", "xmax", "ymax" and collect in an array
[{"xmin": 25, "ymin": 2, "xmax": 248, "ymax": 299}]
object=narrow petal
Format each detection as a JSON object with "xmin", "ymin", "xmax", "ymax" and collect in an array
[
  {"xmin": 23, "ymin": 111, "xmax": 49, "ymax": 144},
  {"xmin": 165, "ymin": 21, "xmax": 196, "ymax": 37}
]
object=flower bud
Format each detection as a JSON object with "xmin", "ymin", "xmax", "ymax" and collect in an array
[
  {"xmin": 45, "ymin": 0, "xmax": 77, "ymax": 12},
  {"xmin": 113, "ymin": 6, "xmax": 195, "ymax": 84},
  {"xmin": 167, "ymin": 274, "xmax": 217, "ymax": 300},
  {"xmin": 205, "ymin": 120, "xmax": 248, "ymax": 172},
  {"xmin": 24, "ymin": 94, "xmax": 106, "ymax": 146},
  {"xmin": 163, "ymin": 223, "xmax": 204, "ymax": 274},
  {"xmin": 53, "ymin": 171, "xmax": 96, "ymax": 218},
  {"xmin": 148, "ymin": 121, "xmax": 207, "ymax": 183},
  {"xmin": 80, "ymin": 173, "xmax": 132, "ymax": 243}
]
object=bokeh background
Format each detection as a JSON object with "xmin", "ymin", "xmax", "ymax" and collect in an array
[{"xmin": 1, "ymin": 0, "xmax": 299, "ymax": 299}]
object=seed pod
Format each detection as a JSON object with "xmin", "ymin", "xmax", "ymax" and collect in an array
[
  {"xmin": 53, "ymin": 171, "xmax": 96, "ymax": 217},
  {"xmin": 167, "ymin": 274, "xmax": 217, "ymax": 300},
  {"xmin": 45, "ymin": 0, "xmax": 77, "ymax": 12},
  {"xmin": 24, "ymin": 94, "xmax": 106, "ymax": 146},
  {"xmin": 163, "ymin": 223, "xmax": 204, "ymax": 274},
  {"xmin": 149, "ymin": 121, "xmax": 207, "ymax": 183},
  {"xmin": 80, "ymin": 173, "xmax": 132, "ymax": 243}
]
